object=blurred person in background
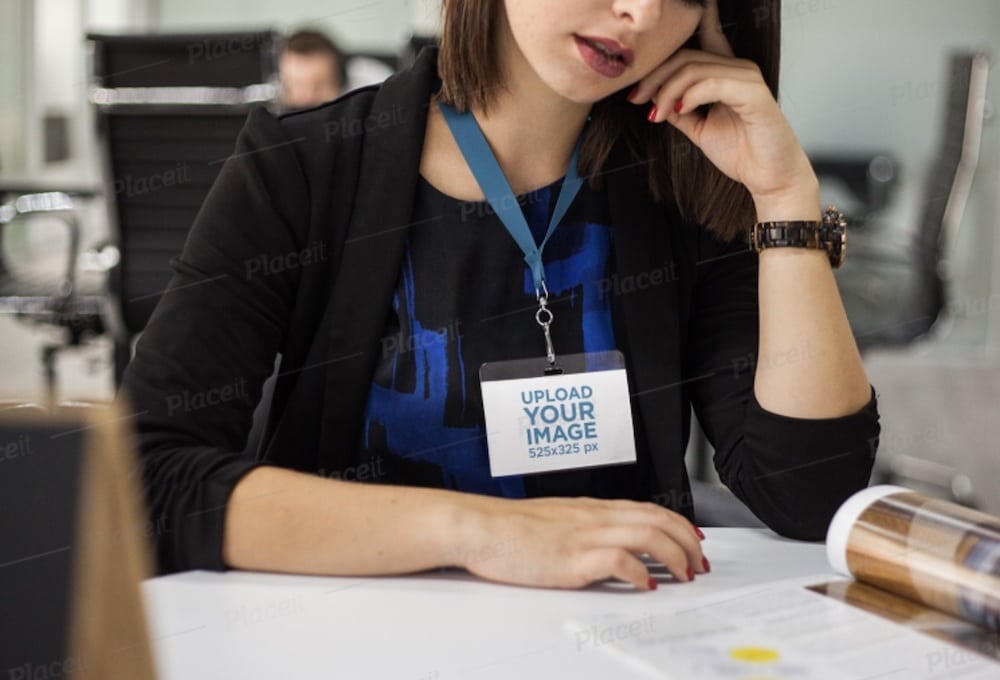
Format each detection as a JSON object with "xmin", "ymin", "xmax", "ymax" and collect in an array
[{"xmin": 279, "ymin": 29, "xmax": 347, "ymax": 109}]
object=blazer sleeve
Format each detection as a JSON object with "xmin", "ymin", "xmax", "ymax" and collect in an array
[
  {"xmin": 116, "ymin": 107, "xmax": 313, "ymax": 574},
  {"xmin": 684, "ymin": 229, "xmax": 881, "ymax": 540}
]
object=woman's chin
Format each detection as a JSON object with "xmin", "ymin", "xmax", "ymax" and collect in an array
[{"xmin": 546, "ymin": 79, "xmax": 620, "ymax": 106}]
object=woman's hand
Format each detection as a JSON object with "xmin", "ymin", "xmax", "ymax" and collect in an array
[
  {"xmin": 627, "ymin": 0, "xmax": 818, "ymax": 214},
  {"xmin": 225, "ymin": 469, "xmax": 706, "ymax": 590},
  {"xmin": 448, "ymin": 495, "xmax": 708, "ymax": 590}
]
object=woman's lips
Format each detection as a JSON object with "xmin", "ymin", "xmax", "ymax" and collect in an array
[{"xmin": 573, "ymin": 34, "xmax": 634, "ymax": 79}]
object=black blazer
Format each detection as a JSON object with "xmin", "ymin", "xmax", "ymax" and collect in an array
[{"xmin": 119, "ymin": 46, "xmax": 881, "ymax": 574}]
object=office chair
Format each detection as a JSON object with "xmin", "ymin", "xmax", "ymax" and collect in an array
[
  {"xmin": 690, "ymin": 53, "xmax": 991, "ymax": 521},
  {"xmin": 811, "ymin": 155, "xmax": 899, "ymax": 232},
  {"xmin": 87, "ymin": 30, "xmax": 281, "ymax": 382},
  {"xmin": 0, "ymin": 184, "xmax": 109, "ymax": 405},
  {"xmin": 833, "ymin": 52, "xmax": 990, "ymax": 352}
]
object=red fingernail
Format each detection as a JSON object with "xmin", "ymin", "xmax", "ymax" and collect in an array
[
  {"xmin": 674, "ymin": 100, "xmax": 684, "ymax": 114},
  {"xmin": 694, "ymin": 526, "xmax": 706, "ymax": 540},
  {"xmin": 627, "ymin": 86, "xmax": 640, "ymax": 102},
  {"xmin": 647, "ymin": 576, "xmax": 658, "ymax": 591},
  {"xmin": 702, "ymin": 557, "xmax": 711, "ymax": 573},
  {"xmin": 647, "ymin": 104, "xmax": 658, "ymax": 122},
  {"xmin": 686, "ymin": 566, "xmax": 695, "ymax": 582}
]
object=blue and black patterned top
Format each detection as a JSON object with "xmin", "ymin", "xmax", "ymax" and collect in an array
[{"xmin": 358, "ymin": 173, "xmax": 618, "ymax": 496}]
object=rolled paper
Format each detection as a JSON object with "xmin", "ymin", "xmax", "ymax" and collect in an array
[{"xmin": 827, "ymin": 485, "xmax": 1000, "ymax": 631}]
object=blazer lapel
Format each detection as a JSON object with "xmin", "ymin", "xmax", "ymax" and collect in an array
[
  {"xmin": 318, "ymin": 47, "xmax": 438, "ymax": 468},
  {"xmin": 604, "ymin": 144, "xmax": 687, "ymax": 476}
]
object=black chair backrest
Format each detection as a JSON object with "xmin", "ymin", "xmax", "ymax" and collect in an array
[
  {"xmin": 89, "ymin": 31, "xmax": 279, "ymax": 88},
  {"xmin": 88, "ymin": 32, "xmax": 280, "ymax": 336}
]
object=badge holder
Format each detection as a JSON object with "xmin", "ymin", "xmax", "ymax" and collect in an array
[{"xmin": 479, "ymin": 284, "xmax": 638, "ymax": 478}]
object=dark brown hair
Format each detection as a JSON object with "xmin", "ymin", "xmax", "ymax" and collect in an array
[
  {"xmin": 437, "ymin": 0, "xmax": 782, "ymax": 243},
  {"xmin": 284, "ymin": 29, "xmax": 347, "ymax": 90}
]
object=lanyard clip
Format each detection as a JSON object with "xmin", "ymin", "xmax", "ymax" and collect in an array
[{"xmin": 535, "ymin": 290, "xmax": 556, "ymax": 366}]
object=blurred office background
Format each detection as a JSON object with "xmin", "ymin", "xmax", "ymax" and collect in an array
[{"xmin": 1, "ymin": 0, "xmax": 997, "ymax": 513}]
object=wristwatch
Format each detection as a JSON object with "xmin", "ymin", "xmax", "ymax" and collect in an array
[{"xmin": 748, "ymin": 205, "xmax": 847, "ymax": 269}]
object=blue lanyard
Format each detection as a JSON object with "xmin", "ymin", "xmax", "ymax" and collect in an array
[{"xmin": 436, "ymin": 102, "xmax": 586, "ymax": 294}]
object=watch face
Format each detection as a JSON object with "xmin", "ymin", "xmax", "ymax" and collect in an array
[{"xmin": 823, "ymin": 206, "xmax": 847, "ymax": 268}]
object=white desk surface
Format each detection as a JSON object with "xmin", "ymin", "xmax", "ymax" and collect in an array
[{"xmin": 143, "ymin": 528, "xmax": 846, "ymax": 679}]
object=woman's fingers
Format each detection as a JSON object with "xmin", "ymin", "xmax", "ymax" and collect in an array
[
  {"xmin": 553, "ymin": 497, "xmax": 710, "ymax": 585},
  {"xmin": 628, "ymin": 49, "xmax": 751, "ymax": 104},
  {"xmin": 522, "ymin": 498, "xmax": 705, "ymax": 563},
  {"xmin": 581, "ymin": 524, "xmax": 697, "ymax": 583},
  {"xmin": 565, "ymin": 499, "xmax": 705, "ymax": 573},
  {"xmin": 646, "ymin": 62, "xmax": 765, "ymax": 116},
  {"xmin": 611, "ymin": 503, "xmax": 708, "ymax": 574},
  {"xmin": 573, "ymin": 546, "xmax": 653, "ymax": 591},
  {"xmin": 661, "ymin": 78, "xmax": 773, "ymax": 147}
]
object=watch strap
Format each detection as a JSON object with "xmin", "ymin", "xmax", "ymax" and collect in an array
[{"xmin": 749, "ymin": 206, "xmax": 847, "ymax": 269}]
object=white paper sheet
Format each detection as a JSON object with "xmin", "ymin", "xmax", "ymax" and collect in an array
[{"xmin": 566, "ymin": 580, "xmax": 999, "ymax": 679}]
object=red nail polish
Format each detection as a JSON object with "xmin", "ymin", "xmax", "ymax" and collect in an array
[
  {"xmin": 686, "ymin": 566, "xmax": 695, "ymax": 581},
  {"xmin": 647, "ymin": 104, "xmax": 658, "ymax": 122},
  {"xmin": 674, "ymin": 100, "xmax": 684, "ymax": 114},
  {"xmin": 694, "ymin": 526, "xmax": 706, "ymax": 540},
  {"xmin": 702, "ymin": 557, "xmax": 711, "ymax": 573},
  {"xmin": 627, "ymin": 86, "xmax": 639, "ymax": 102},
  {"xmin": 647, "ymin": 576, "xmax": 658, "ymax": 591}
]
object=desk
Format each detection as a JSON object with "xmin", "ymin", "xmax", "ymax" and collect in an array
[{"xmin": 143, "ymin": 528, "xmax": 843, "ymax": 679}]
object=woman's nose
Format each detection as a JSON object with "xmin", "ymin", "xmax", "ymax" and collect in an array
[{"xmin": 612, "ymin": 0, "xmax": 662, "ymax": 33}]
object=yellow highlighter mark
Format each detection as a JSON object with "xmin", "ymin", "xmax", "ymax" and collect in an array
[{"xmin": 729, "ymin": 646, "xmax": 781, "ymax": 663}]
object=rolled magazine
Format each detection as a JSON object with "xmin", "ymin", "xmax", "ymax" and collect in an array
[{"xmin": 826, "ymin": 485, "xmax": 1000, "ymax": 631}]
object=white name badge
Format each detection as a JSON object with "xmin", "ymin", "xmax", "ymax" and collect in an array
[{"xmin": 479, "ymin": 351, "xmax": 638, "ymax": 477}]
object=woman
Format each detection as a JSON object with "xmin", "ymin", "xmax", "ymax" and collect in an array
[{"xmin": 120, "ymin": 0, "xmax": 880, "ymax": 590}]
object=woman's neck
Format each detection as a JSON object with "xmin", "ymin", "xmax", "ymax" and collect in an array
[
  {"xmin": 468, "ymin": 26, "xmax": 593, "ymax": 193},
  {"xmin": 420, "ymin": 28, "xmax": 594, "ymax": 201}
]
